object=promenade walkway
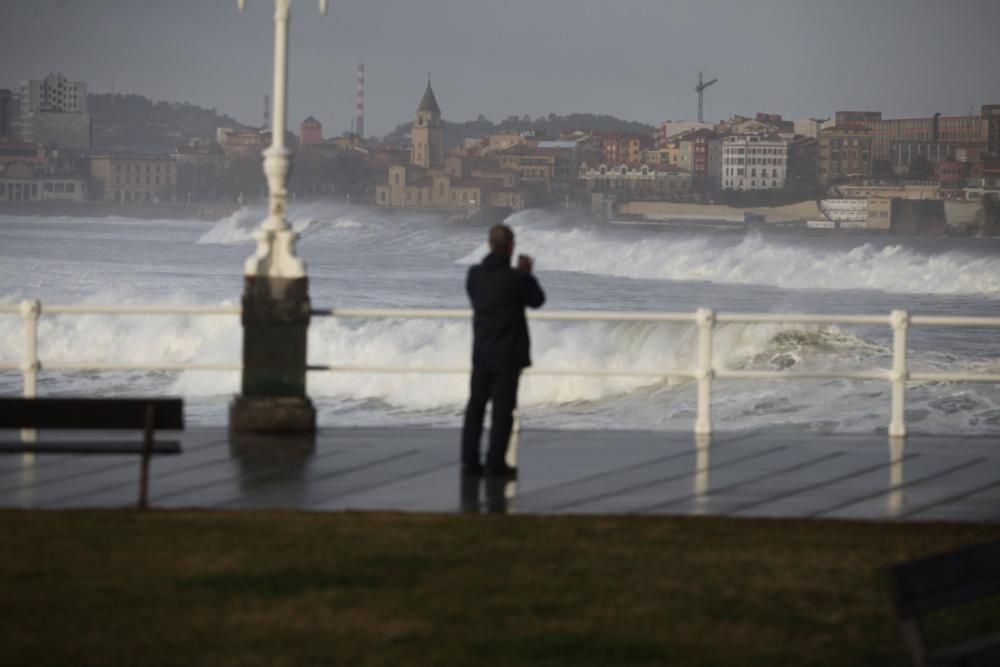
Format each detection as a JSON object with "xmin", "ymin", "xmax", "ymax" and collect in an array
[{"xmin": 1, "ymin": 428, "xmax": 997, "ymax": 521}]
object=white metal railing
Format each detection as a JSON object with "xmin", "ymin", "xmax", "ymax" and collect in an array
[{"xmin": 3, "ymin": 300, "xmax": 1000, "ymax": 437}]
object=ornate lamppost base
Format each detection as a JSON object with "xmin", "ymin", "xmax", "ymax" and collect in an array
[
  {"xmin": 230, "ymin": 395, "xmax": 316, "ymax": 434},
  {"xmin": 230, "ymin": 274, "xmax": 315, "ymax": 435}
]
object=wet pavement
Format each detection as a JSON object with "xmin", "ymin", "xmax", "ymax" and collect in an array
[{"xmin": 0, "ymin": 428, "xmax": 997, "ymax": 521}]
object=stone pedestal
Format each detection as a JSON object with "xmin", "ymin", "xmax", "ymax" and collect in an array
[{"xmin": 229, "ymin": 275, "xmax": 316, "ymax": 434}]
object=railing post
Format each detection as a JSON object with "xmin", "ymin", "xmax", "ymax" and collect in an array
[
  {"xmin": 19, "ymin": 299, "xmax": 40, "ymax": 398},
  {"xmin": 694, "ymin": 308, "xmax": 715, "ymax": 436},
  {"xmin": 19, "ymin": 299, "xmax": 41, "ymax": 445},
  {"xmin": 889, "ymin": 309, "xmax": 909, "ymax": 438}
]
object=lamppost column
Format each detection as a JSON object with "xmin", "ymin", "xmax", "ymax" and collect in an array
[{"xmin": 230, "ymin": 0, "xmax": 326, "ymax": 435}]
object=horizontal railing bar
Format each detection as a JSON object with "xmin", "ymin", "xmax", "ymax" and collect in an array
[
  {"xmin": 715, "ymin": 313, "xmax": 890, "ymax": 325},
  {"xmin": 43, "ymin": 305, "xmax": 242, "ymax": 316},
  {"xmin": 717, "ymin": 370, "xmax": 889, "ymax": 381},
  {"xmin": 910, "ymin": 372, "xmax": 1000, "ymax": 383},
  {"xmin": 315, "ymin": 308, "xmax": 697, "ymax": 322},
  {"xmin": 308, "ymin": 364, "xmax": 696, "ymax": 379},
  {"xmin": 8, "ymin": 363, "xmax": 999, "ymax": 384},
  {"xmin": 313, "ymin": 308, "xmax": 466, "ymax": 319},
  {"xmin": 4, "ymin": 305, "xmax": 1000, "ymax": 329},
  {"xmin": 532, "ymin": 311, "xmax": 696, "ymax": 323},
  {"xmin": 909, "ymin": 315, "xmax": 1000, "ymax": 327},
  {"xmin": 40, "ymin": 362, "xmax": 240, "ymax": 371}
]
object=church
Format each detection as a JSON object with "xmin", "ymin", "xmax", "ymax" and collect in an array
[{"xmin": 375, "ymin": 80, "xmax": 521, "ymax": 212}]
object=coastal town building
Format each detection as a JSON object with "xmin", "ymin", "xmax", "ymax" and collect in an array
[
  {"xmin": 217, "ymin": 127, "xmax": 267, "ymax": 160},
  {"xmin": 676, "ymin": 129, "xmax": 720, "ymax": 190},
  {"xmin": 175, "ymin": 139, "xmax": 226, "ymax": 202},
  {"xmin": 657, "ymin": 121, "xmax": 712, "ymax": 145},
  {"xmin": 375, "ymin": 80, "xmax": 520, "ymax": 212},
  {"xmin": 0, "ymin": 140, "xmax": 46, "ymax": 166},
  {"xmin": 600, "ymin": 133, "xmax": 651, "ymax": 165},
  {"xmin": 89, "ymin": 153, "xmax": 177, "ymax": 203},
  {"xmin": 18, "ymin": 72, "xmax": 90, "ymax": 148},
  {"xmin": 835, "ymin": 108, "xmax": 994, "ymax": 162},
  {"xmin": 0, "ymin": 90, "xmax": 15, "ymax": 140},
  {"xmin": 817, "ymin": 126, "xmax": 873, "ymax": 185},
  {"xmin": 721, "ymin": 134, "xmax": 788, "ymax": 190},
  {"xmin": 300, "ymin": 116, "xmax": 322, "ymax": 146},
  {"xmin": 0, "ymin": 160, "xmax": 87, "ymax": 203},
  {"xmin": 411, "ymin": 82, "xmax": 444, "ymax": 169},
  {"xmin": 578, "ymin": 162, "xmax": 692, "ymax": 197}
]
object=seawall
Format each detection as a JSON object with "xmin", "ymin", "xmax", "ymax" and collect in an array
[
  {"xmin": 0, "ymin": 201, "xmax": 238, "ymax": 221},
  {"xmin": 616, "ymin": 200, "xmax": 823, "ymax": 223}
]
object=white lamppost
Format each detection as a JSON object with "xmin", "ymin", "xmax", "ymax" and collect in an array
[
  {"xmin": 237, "ymin": 0, "xmax": 327, "ymax": 279},
  {"xmin": 230, "ymin": 0, "xmax": 327, "ymax": 435}
]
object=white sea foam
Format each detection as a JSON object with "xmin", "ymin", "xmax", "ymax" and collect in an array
[
  {"xmin": 458, "ymin": 222, "xmax": 1000, "ymax": 296},
  {"xmin": 3, "ymin": 208, "xmax": 999, "ymax": 432}
]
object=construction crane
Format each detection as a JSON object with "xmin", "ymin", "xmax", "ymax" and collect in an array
[{"xmin": 695, "ymin": 71, "xmax": 717, "ymax": 123}]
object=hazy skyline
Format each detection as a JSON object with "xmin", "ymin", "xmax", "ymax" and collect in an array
[{"xmin": 2, "ymin": 0, "xmax": 999, "ymax": 137}]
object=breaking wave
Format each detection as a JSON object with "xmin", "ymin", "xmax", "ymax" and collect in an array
[{"xmin": 460, "ymin": 222, "xmax": 1000, "ymax": 296}]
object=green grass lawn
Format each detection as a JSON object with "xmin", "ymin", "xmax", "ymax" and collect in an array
[{"xmin": 1, "ymin": 510, "xmax": 998, "ymax": 667}]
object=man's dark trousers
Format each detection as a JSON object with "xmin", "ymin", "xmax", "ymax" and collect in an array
[{"xmin": 461, "ymin": 366, "xmax": 521, "ymax": 469}]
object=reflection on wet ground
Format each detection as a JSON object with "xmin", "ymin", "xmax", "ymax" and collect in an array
[{"xmin": 0, "ymin": 428, "xmax": 997, "ymax": 522}]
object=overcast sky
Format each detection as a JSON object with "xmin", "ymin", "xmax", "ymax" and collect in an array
[{"xmin": 2, "ymin": 0, "xmax": 999, "ymax": 137}]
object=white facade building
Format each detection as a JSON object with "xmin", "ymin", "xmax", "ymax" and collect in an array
[
  {"xmin": 721, "ymin": 135, "xmax": 788, "ymax": 191},
  {"xmin": 18, "ymin": 72, "xmax": 87, "ymax": 142}
]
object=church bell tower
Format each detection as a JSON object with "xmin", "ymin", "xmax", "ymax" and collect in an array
[{"xmin": 411, "ymin": 77, "xmax": 444, "ymax": 169}]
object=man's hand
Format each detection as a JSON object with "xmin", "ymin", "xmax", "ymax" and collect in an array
[{"xmin": 517, "ymin": 254, "xmax": 533, "ymax": 273}]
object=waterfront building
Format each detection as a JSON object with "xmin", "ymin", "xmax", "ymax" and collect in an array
[
  {"xmin": 817, "ymin": 126, "xmax": 873, "ymax": 185},
  {"xmin": 578, "ymin": 162, "xmax": 692, "ymax": 197},
  {"xmin": 300, "ymin": 116, "xmax": 322, "ymax": 146},
  {"xmin": 175, "ymin": 140, "xmax": 226, "ymax": 203},
  {"xmin": 721, "ymin": 134, "xmax": 788, "ymax": 191},
  {"xmin": 835, "ymin": 108, "xmax": 994, "ymax": 161},
  {"xmin": 0, "ymin": 160, "xmax": 87, "ymax": 203},
  {"xmin": 677, "ymin": 129, "xmax": 720, "ymax": 190},
  {"xmin": 89, "ymin": 153, "xmax": 176, "ymax": 203},
  {"xmin": 656, "ymin": 120, "xmax": 712, "ymax": 145},
  {"xmin": 601, "ymin": 133, "xmax": 652, "ymax": 165},
  {"xmin": 411, "ymin": 81, "xmax": 444, "ymax": 169},
  {"xmin": 0, "ymin": 140, "xmax": 46, "ymax": 166},
  {"xmin": 839, "ymin": 182, "xmax": 941, "ymax": 200},
  {"xmin": 0, "ymin": 89, "xmax": 14, "ymax": 139},
  {"xmin": 787, "ymin": 136, "xmax": 818, "ymax": 187},
  {"xmin": 375, "ymin": 80, "xmax": 519, "ymax": 211},
  {"xmin": 18, "ymin": 72, "xmax": 88, "ymax": 144}
]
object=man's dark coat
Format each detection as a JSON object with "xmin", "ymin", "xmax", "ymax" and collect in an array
[{"xmin": 466, "ymin": 252, "xmax": 546, "ymax": 371}]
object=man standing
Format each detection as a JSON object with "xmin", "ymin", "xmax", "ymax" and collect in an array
[{"xmin": 462, "ymin": 224, "xmax": 545, "ymax": 479}]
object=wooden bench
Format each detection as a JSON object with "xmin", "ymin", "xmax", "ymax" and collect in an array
[
  {"xmin": 0, "ymin": 397, "xmax": 184, "ymax": 509},
  {"xmin": 885, "ymin": 541, "xmax": 1000, "ymax": 667}
]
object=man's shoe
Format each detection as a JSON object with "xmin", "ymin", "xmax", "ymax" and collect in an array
[
  {"xmin": 461, "ymin": 462, "xmax": 484, "ymax": 477},
  {"xmin": 485, "ymin": 463, "xmax": 518, "ymax": 479}
]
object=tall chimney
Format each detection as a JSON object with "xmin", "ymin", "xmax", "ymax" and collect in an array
[
  {"xmin": 355, "ymin": 63, "xmax": 365, "ymax": 140},
  {"xmin": 263, "ymin": 94, "xmax": 270, "ymax": 130}
]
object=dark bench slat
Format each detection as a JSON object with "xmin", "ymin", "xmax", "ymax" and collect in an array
[
  {"xmin": 0, "ymin": 440, "xmax": 182, "ymax": 455},
  {"xmin": 0, "ymin": 398, "xmax": 184, "ymax": 430}
]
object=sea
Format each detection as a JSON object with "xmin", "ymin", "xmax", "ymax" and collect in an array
[{"xmin": 1, "ymin": 203, "xmax": 999, "ymax": 434}]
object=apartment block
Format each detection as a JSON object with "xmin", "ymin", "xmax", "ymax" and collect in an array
[
  {"xmin": 817, "ymin": 126, "xmax": 872, "ymax": 185},
  {"xmin": 721, "ymin": 135, "xmax": 788, "ymax": 190}
]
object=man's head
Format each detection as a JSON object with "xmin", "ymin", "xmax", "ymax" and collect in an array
[{"xmin": 488, "ymin": 224, "xmax": 515, "ymax": 257}]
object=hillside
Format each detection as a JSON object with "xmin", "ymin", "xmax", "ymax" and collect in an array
[
  {"xmin": 88, "ymin": 93, "xmax": 249, "ymax": 155},
  {"xmin": 382, "ymin": 113, "xmax": 656, "ymax": 147}
]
